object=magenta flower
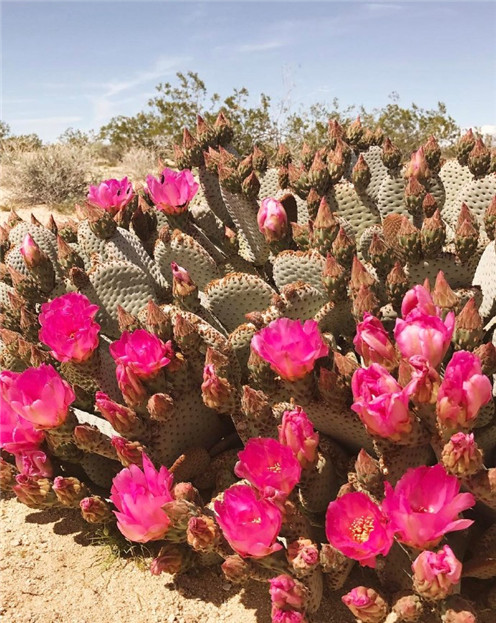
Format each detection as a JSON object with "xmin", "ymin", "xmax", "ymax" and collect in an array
[
  {"xmin": 110, "ymin": 330, "xmax": 173, "ymax": 379},
  {"xmin": 271, "ymin": 610, "xmax": 307, "ymax": 623},
  {"xmin": 214, "ymin": 484, "xmax": 283, "ymax": 558},
  {"xmin": 251, "ymin": 318, "xmax": 328, "ymax": 382},
  {"xmin": 325, "ymin": 492, "xmax": 393, "ymax": 568},
  {"xmin": 401, "ymin": 355, "xmax": 441, "ymax": 404},
  {"xmin": 412, "ymin": 545, "xmax": 462, "ymax": 600},
  {"xmin": 257, "ymin": 197, "xmax": 288, "ymax": 242},
  {"xmin": 382, "ymin": 464, "xmax": 475, "ymax": 549},
  {"xmin": 39, "ymin": 293, "xmax": 100, "ymax": 363},
  {"xmin": 14, "ymin": 448, "xmax": 53, "ymax": 478},
  {"xmin": 1, "ymin": 372, "xmax": 45, "ymax": 450},
  {"xmin": 4, "ymin": 365, "xmax": 75, "ymax": 430},
  {"xmin": 278, "ymin": 406, "xmax": 319, "ymax": 468},
  {"xmin": 401, "ymin": 285, "xmax": 439, "ymax": 318},
  {"xmin": 353, "ymin": 312, "xmax": 398, "ymax": 370},
  {"xmin": 87, "ymin": 177, "xmax": 134, "ymax": 216},
  {"xmin": 269, "ymin": 575, "xmax": 306, "ymax": 610},
  {"xmin": 436, "ymin": 351, "xmax": 492, "ymax": 429},
  {"xmin": 110, "ymin": 453, "xmax": 174, "ymax": 543},
  {"xmin": 234, "ymin": 437, "xmax": 302, "ymax": 500},
  {"xmin": 351, "ymin": 364, "xmax": 413, "ymax": 441},
  {"xmin": 146, "ymin": 167, "xmax": 198, "ymax": 215},
  {"xmin": 394, "ymin": 309, "xmax": 454, "ymax": 368}
]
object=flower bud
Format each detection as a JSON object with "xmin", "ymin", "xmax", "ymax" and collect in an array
[
  {"xmin": 20, "ymin": 234, "xmax": 45, "ymax": 269},
  {"xmin": 150, "ymin": 544, "xmax": 190, "ymax": 575},
  {"xmin": 423, "ymin": 135, "xmax": 442, "ymax": 171},
  {"xmin": 467, "ymin": 137, "xmax": 490, "ymax": 177},
  {"xmin": 368, "ymin": 233, "xmax": 391, "ymax": 273},
  {"xmin": 421, "ymin": 209, "xmax": 446, "ymax": 257},
  {"xmin": 404, "ymin": 177, "xmax": 427, "ymax": 215},
  {"xmin": 0, "ymin": 458, "xmax": 17, "ymax": 491},
  {"xmin": 484, "ymin": 195, "xmax": 496, "ymax": 240},
  {"xmin": 386, "ymin": 262, "xmax": 409, "ymax": 310},
  {"xmin": 412, "ymin": 545, "xmax": 462, "ymax": 601},
  {"xmin": 221, "ymin": 555, "xmax": 251, "ymax": 583},
  {"xmin": 276, "ymin": 143, "xmax": 292, "ymax": 167},
  {"xmin": 186, "ymin": 515, "xmax": 220, "ymax": 551},
  {"xmin": 381, "ymin": 137, "xmax": 402, "ymax": 169},
  {"xmin": 111, "ymin": 436, "xmax": 144, "ymax": 467},
  {"xmin": 257, "ymin": 198, "xmax": 288, "ymax": 243},
  {"xmin": 287, "ymin": 538, "xmax": 319, "ymax": 575},
  {"xmin": 397, "ymin": 217, "xmax": 422, "ymax": 263},
  {"xmin": 346, "ymin": 116, "xmax": 363, "ymax": 146},
  {"xmin": 147, "ymin": 393, "xmax": 174, "ymax": 422},
  {"xmin": 80, "ymin": 495, "xmax": 114, "ymax": 523},
  {"xmin": 342, "ymin": 586, "xmax": 388, "ymax": 623},
  {"xmin": 453, "ymin": 298, "xmax": 483, "ymax": 351},
  {"xmin": 308, "ymin": 151, "xmax": 330, "ymax": 195},
  {"xmin": 391, "ymin": 593, "xmax": 424, "ymax": 621},
  {"xmin": 473, "ymin": 342, "xmax": 496, "ymax": 375},
  {"xmin": 13, "ymin": 475, "xmax": 57, "ymax": 509},
  {"xmin": 455, "ymin": 220, "xmax": 479, "ymax": 263},
  {"xmin": 201, "ymin": 364, "xmax": 235, "ymax": 413},
  {"xmin": 422, "ymin": 192, "xmax": 438, "ymax": 217},
  {"xmin": 331, "ymin": 227, "xmax": 356, "ymax": 268},
  {"xmin": 322, "ymin": 254, "xmax": 347, "ymax": 301},
  {"xmin": 351, "ymin": 154, "xmax": 371, "ymax": 191},
  {"xmin": 269, "ymin": 574, "xmax": 307, "ymax": 610},
  {"xmin": 432, "ymin": 271, "xmax": 459, "ymax": 315},
  {"xmin": 53, "ymin": 476, "xmax": 90, "ymax": 507},
  {"xmin": 95, "ymin": 392, "xmax": 141, "ymax": 436},
  {"xmin": 441, "ymin": 432, "xmax": 483, "ymax": 477},
  {"xmin": 405, "ymin": 147, "xmax": 430, "ymax": 181}
]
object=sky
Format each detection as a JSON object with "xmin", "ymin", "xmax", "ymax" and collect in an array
[{"xmin": 2, "ymin": 0, "xmax": 496, "ymax": 142}]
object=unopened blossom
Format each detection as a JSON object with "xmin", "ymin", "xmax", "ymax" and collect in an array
[
  {"xmin": 441, "ymin": 432, "xmax": 483, "ymax": 476},
  {"xmin": 251, "ymin": 318, "xmax": 328, "ymax": 382},
  {"xmin": 271, "ymin": 608, "xmax": 307, "ymax": 623},
  {"xmin": 110, "ymin": 453, "xmax": 174, "ymax": 543},
  {"xmin": 353, "ymin": 312, "xmax": 397, "ymax": 370},
  {"xmin": 13, "ymin": 448, "xmax": 52, "ymax": 478},
  {"xmin": 87, "ymin": 177, "xmax": 134, "ymax": 216},
  {"xmin": 325, "ymin": 491, "xmax": 393, "ymax": 568},
  {"xmin": 110, "ymin": 330, "xmax": 172, "ymax": 379},
  {"xmin": 94, "ymin": 392, "xmax": 138, "ymax": 435},
  {"xmin": 287, "ymin": 538, "xmax": 319, "ymax": 572},
  {"xmin": 20, "ymin": 233, "xmax": 43, "ymax": 268},
  {"xmin": 401, "ymin": 284, "xmax": 439, "ymax": 318},
  {"xmin": 278, "ymin": 407, "xmax": 319, "ymax": 468},
  {"xmin": 201, "ymin": 364, "xmax": 233, "ymax": 411},
  {"xmin": 436, "ymin": 350, "xmax": 492, "ymax": 429},
  {"xmin": 269, "ymin": 574, "xmax": 306, "ymax": 610},
  {"xmin": 405, "ymin": 147, "xmax": 430, "ymax": 180},
  {"xmin": 39, "ymin": 293, "xmax": 100, "ymax": 363},
  {"xmin": 351, "ymin": 364, "xmax": 413, "ymax": 441},
  {"xmin": 146, "ymin": 168, "xmax": 198, "ymax": 215},
  {"xmin": 342, "ymin": 586, "xmax": 388, "ymax": 623},
  {"xmin": 400, "ymin": 355, "xmax": 441, "ymax": 404},
  {"xmin": 171, "ymin": 262, "xmax": 196, "ymax": 297},
  {"xmin": 234, "ymin": 437, "xmax": 301, "ymax": 500},
  {"xmin": 115, "ymin": 365, "xmax": 147, "ymax": 407},
  {"xmin": 214, "ymin": 484, "xmax": 283, "ymax": 558},
  {"xmin": 257, "ymin": 197, "xmax": 288, "ymax": 242},
  {"xmin": 382, "ymin": 464, "xmax": 475, "ymax": 549},
  {"xmin": 395, "ymin": 309, "xmax": 454, "ymax": 368},
  {"xmin": 5, "ymin": 364, "xmax": 75, "ymax": 430},
  {"xmin": 412, "ymin": 545, "xmax": 462, "ymax": 600}
]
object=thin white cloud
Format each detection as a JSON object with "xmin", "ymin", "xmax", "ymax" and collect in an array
[{"xmin": 237, "ymin": 40, "xmax": 287, "ymax": 53}]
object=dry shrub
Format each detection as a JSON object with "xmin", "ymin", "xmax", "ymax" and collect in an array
[
  {"xmin": 4, "ymin": 144, "xmax": 92, "ymax": 206},
  {"xmin": 119, "ymin": 147, "xmax": 160, "ymax": 182}
]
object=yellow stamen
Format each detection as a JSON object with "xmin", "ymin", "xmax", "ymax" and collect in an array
[{"xmin": 349, "ymin": 515, "xmax": 375, "ymax": 543}]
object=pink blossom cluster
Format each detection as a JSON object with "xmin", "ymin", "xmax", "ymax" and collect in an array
[{"xmin": 1, "ymin": 366, "xmax": 75, "ymax": 477}]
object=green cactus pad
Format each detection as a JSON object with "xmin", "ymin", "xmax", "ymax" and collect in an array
[
  {"xmin": 473, "ymin": 241, "xmax": 496, "ymax": 319},
  {"xmin": 198, "ymin": 165, "xmax": 233, "ymax": 225},
  {"xmin": 8, "ymin": 222, "xmax": 63, "ymax": 280},
  {"xmin": 259, "ymin": 167, "xmax": 280, "ymax": 199},
  {"xmin": 204, "ymin": 273, "xmax": 275, "ymax": 332},
  {"xmin": 278, "ymin": 282, "xmax": 328, "ymax": 320},
  {"xmin": 448, "ymin": 173, "xmax": 496, "ymax": 235},
  {"xmin": 315, "ymin": 301, "xmax": 356, "ymax": 335},
  {"xmin": 362, "ymin": 145, "xmax": 388, "ymax": 202},
  {"xmin": 80, "ymin": 453, "xmax": 121, "ymax": 489},
  {"xmin": 439, "ymin": 158, "xmax": 473, "ymax": 208},
  {"xmin": 272, "ymin": 250, "xmax": 326, "ymax": 293},
  {"xmin": 325, "ymin": 181, "xmax": 381, "ymax": 238}
]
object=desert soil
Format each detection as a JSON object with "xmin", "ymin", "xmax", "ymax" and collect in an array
[{"xmin": 0, "ymin": 494, "xmax": 354, "ymax": 623}]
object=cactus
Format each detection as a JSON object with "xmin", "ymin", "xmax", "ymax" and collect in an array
[{"xmin": 2, "ymin": 116, "xmax": 496, "ymax": 623}]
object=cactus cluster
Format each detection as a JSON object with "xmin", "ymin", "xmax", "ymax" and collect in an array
[{"xmin": 1, "ymin": 113, "xmax": 496, "ymax": 623}]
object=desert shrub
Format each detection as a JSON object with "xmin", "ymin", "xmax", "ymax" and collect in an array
[
  {"xmin": 5, "ymin": 144, "xmax": 92, "ymax": 206},
  {"xmin": 120, "ymin": 146, "xmax": 160, "ymax": 182}
]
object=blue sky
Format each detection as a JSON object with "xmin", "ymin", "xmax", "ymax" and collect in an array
[{"xmin": 2, "ymin": 1, "xmax": 495, "ymax": 142}]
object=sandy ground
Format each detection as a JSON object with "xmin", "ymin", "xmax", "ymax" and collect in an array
[{"xmin": 0, "ymin": 495, "xmax": 355, "ymax": 623}]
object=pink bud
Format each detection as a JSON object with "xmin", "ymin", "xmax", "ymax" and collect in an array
[
  {"xmin": 80, "ymin": 496, "xmax": 113, "ymax": 523},
  {"xmin": 115, "ymin": 365, "xmax": 147, "ymax": 407},
  {"xmin": 214, "ymin": 484, "xmax": 283, "ymax": 558},
  {"xmin": 171, "ymin": 262, "xmax": 196, "ymax": 297},
  {"xmin": 95, "ymin": 392, "xmax": 139, "ymax": 435},
  {"xmin": 353, "ymin": 312, "xmax": 398, "ymax": 370},
  {"xmin": 351, "ymin": 364, "xmax": 413, "ymax": 441},
  {"xmin": 251, "ymin": 318, "xmax": 328, "ymax": 382},
  {"xmin": 110, "ymin": 330, "xmax": 173, "ymax": 380},
  {"xmin": 13, "ymin": 448, "xmax": 52, "ymax": 478},
  {"xmin": 278, "ymin": 406, "xmax": 319, "ymax": 468},
  {"xmin": 342, "ymin": 586, "xmax": 389, "ymax": 623},
  {"xmin": 20, "ymin": 233, "xmax": 43, "ymax": 268},
  {"xmin": 87, "ymin": 177, "xmax": 134, "ymax": 216},
  {"xmin": 269, "ymin": 574, "xmax": 307, "ymax": 610},
  {"xmin": 441, "ymin": 432, "xmax": 483, "ymax": 476},
  {"xmin": 287, "ymin": 538, "xmax": 319, "ymax": 573},
  {"xmin": 412, "ymin": 545, "xmax": 462, "ymax": 600},
  {"xmin": 405, "ymin": 147, "xmax": 430, "ymax": 180},
  {"xmin": 394, "ymin": 309, "xmax": 454, "ymax": 368},
  {"xmin": 39, "ymin": 293, "xmax": 100, "ymax": 363},
  {"xmin": 382, "ymin": 464, "xmax": 475, "ymax": 549},
  {"xmin": 235, "ymin": 437, "xmax": 302, "ymax": 502},
  {"xmin": 271, "ymin": 608, "xmax": 307, "ymax": 623},
  {"xmin": 110, "ymin": 454, "xmax": 174, "ymax": 542},
  {"xmin": 436, "ymin": 351, "xmax": 492, "ymax": 429},
  {"xmin": 257, "ymin": 197, "xmax": 288, "ymax": 242},
  {"xmin": 325, "ymin": 492, "xmax": 394, "ymax": 568},
  {"xmin": 401, "ymin": 285, "xmax": 439, "ymax": 317},
  {"xmin": 4, "ymin": 364, "xmax": 75, "ymax": 430},
  {"xmin": 146, "ymin": 168, "xmax": 198, "ymax": 215},
  {"xmin": 400, "ymin": 355, "xmax": 441, "ymax": 404},
  {"xmin": 201, "ymin": 364, "xmax": 233, "ymax": 411}
]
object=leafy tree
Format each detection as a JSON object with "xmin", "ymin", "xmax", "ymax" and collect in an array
[{"xmin": 0, "ymin": 121, "xmax": 11, "ymax": 141}]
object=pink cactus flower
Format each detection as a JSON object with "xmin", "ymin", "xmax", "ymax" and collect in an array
[
  {"xmin": 146, "ymin": 167, "xmax": 198, "ymax": 215},
  {"xmin": 436, "ymin": 351, "xmax": 492, "ymax": 429},
  {"xmin": 257, "ymin": 197, "xmax": 288, "ymax": 242},
  {"xmin": 400, "ymin": 355, "xmax": 441, "ymax": 404},
  {"xmin": 353, "ymin": 312, "xmax": 398, "ymax": 370},
  {"xmin": 110, "ymin": 330, "xmax": 173, "ymax": 379},
  {"xmin": 325, "ymin": 491, "xmax": 393, "ymax": 568},
  {"xmin": 394, "ymin": 309, "xmax": 455, "ymax": 368},
  {"xmin": 351, "ymin": 364, "xmax": 413, "ymax": 441},
  {"xmin": 269, "ymin": 574, "xmax": 306, "ymax": 610},
  {"xmin": 214, "ymin": 484, "xmax": 283, "ymax": 558},
  {"xmin": 234, "ymin": 437, "xmax": 302, "ymax": 500},
  {"xmin": 5, "ymin": 364, "xmax": 75, "ymax": 430},
  {"xmin": 20, "ymin": 233, "xmax": 43, "ymax": 268},
  {"xmin": 342, "ymin": 586, "xmax": 388, "ymax": 623},
  {"xmin": 110, "ymin": 453, "xmax": 174, "ymax": 543},
  {"xmin": 271, "ymin": 609, "xmax": 307, "ymax": 623},
  {"xmin": 39, "ymin": 293, "xmax": 100, "ymax": 363},
  {"xmin": 412, "ymin": 545, "xmax": 462, "ymax": 600},
  {"xmin": 382, "ymin": 464, "xmax": 475, "ymax": 549},
  {"xmin": 251, "ymin": 318, "xmax": 328, "ymax": 382},
  {"xmin": 278, "ymin": 406, "xmax": 319, "ymax": 469},
  {"xmin": 13, "ymin": 448, "xmax": 53, "ymax": 478},
  {"xmin": 401, "ymin": 285, "xmax": 439, "ymax": 318},
  {"xmin": 94, "ymin": 392, "xmax": 137, "ymax": 435},
  {"xmin": 87, "ymin": 177, "xmax": 134, "ymax": 216},
  {"xmin": 1, "ymin": 371, "xmax": 45, "ymax": 450}
]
